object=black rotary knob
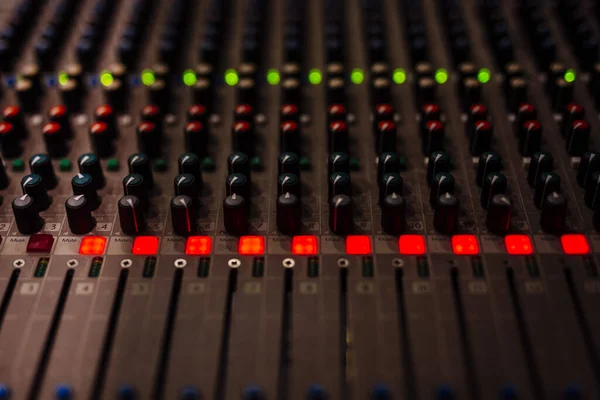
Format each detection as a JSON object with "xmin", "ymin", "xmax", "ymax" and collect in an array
[
  {"xmin": 12, "ymin": 194, "xmax": 43, "ymax": 234},
  {"xmin": 434, "ymin": 193, "xmax": 460, "ymax": 234},
  {"xmin": 420, "ymin": 103, "xmax": 441, "ymax": 134},
  {"xmin": 527, "ymin": 152, "xmax": 553, "ymax": 187},
  {"xmin": 0, "ymin": 156, "xmax": 9, "ymax": 189},
  {"xmin": 42, "ymin": 122, "xmax": 67, "ymax": 158},
  {"xmin": 234, "ymin": 104, "xmax": 254, "ymax": 123},
  {"xmin": 89, "ymin": 122, "xmax": 115, "ymax": 158},
  {"xmin": 184, "ymin": 122, "xmax": 208, "ymax": 157},
  {"xmin": 278, "ymin": 173, "xmax": 301, "ymax": 197},
  {"xmin": 280, "ymin": 121, "xmax": 301, "ymax": 154},
  {"xmin": 232, "ymin": 121, "xmax": 254, "ymax": 154},
  {"xmin": 278, "ymin": 152, "xmax": 300, "ymax": 176},
  {"xmin": 72, "ymin": 173, "xmax": 100, "ymax": 210},
  {"xmin": 476, "ymin": 151, "xmax": 501, "ymax": 187},
  {"xmin": 379, "ymin": 173, "xmax": 403, "ymax": 205},
  {"xmin": 378, "ymin": 152, "xmax": 400, "ymax": 181},
  {"xmin": 381, "ymin": 193, "xmax": 406, "ymax": 235},
  {"xmin": 225, "ymin": 173, "xmax": 250, "ymax": 200},
  {"xmin": 136, "ymin": 122, "xmax": 161, "ymax": 158},
  {"xmin": 141, "ymin": 104, "xmax": 163, "ymax": 128},
  {"xmin": 174, "ymin": 173, "xmax": 199, "ymax": 200},
  {"xmin": 21, "ymin": 173, "xmax": 50, "ymax": 211},
  {"xmin": 519, "ymin": 120, "xmax": 542, "ymax": 156},
  {"xmin": 422, "ymin": 120, "xmax": 445, "ymax": 154},
  {"xmin": 3, "ymin": 106, "xmax": 27, "ymax": 139},
  {"xmin": 561, "ymin": 103, "xmax": 584, "ymax": 138},
  {"xmin": 178, "ymin": 153, "xmax": 203, "ymax": 183},
  {"xmin": 94, "ymin": 105, "xmax": 118, "ymax": 139},
  {"xmin": 328, "ymin": 104, "xmax": 347, "ymax": 125},
  {"xmin": 223, "ymin": 194, "xmax": 248, "ymax": 234},
  {"xmin": 29, "ymin": 154, "xmax": 58, "ymax": 189},
  {"xmin": 486, "ymin": 194, "xmax": 512, "ymax": 234},
  {"xmin": 467, "ymin": 104, "xmax": 488, "ymax": 138},
  {"xmin": 566, "ymin": 120, "xmax": 590, "ymax": 156},
  {"xmin": 376, "ymin": 121, "xmax": 397, "ymax": 153},
  {"xmin": 128, "ymin": 153, "xmax": 154, "ymax": 187},
  {"xmin": 328, "ymin": 121, "xmax": 349, "ymax": 153},
  {"xmin": 66, "ymin": 195, "xmax": 96, "ymax": 234},
  {"xmin": 427, "ymin": 151, "xmax": 451, "ymax": 185},
  {"xmin": 469, "ymin": 120, "xmax": 492, "ymax": 156},
  {"xmin": 585, "ymin": 172, "xmax": 600, "ymax": 210},
  {"xmin": 48, "ymin": 105, "xmax": 73, "ymax": 139},
  {"xmin": 171, "ymin": 195, "xmax": 197, "ymax": 235},
  {"xmin": 277, "ymin": 192, "xmax": 301, "ymax": 234},
  {"xmin": 328, "ymin": 152, "xmax": 350, "ymax": 175},
  {"xmin": 577, "ymin": 151, "xmax": 600, "ymax": 188},
  {"xmin": 328, "ymin": 172, "xmax": 352, "ymax": 199},
  {"xmin": 329, "ymin": 194, "xmax": 353, "ymax": 234},
  {"xmin": 515, "ymin": 103, "xmax": 537, "ymax": 134},
  {"xmin": 118, "ymin": 195, "xmax": 146, "ymax": 235},
  {"xmin": 123, "ymin": 173, "xmax": 148, "ymax": 211},
  {"xmin": 78, "ymin": 153, "xmax": 106, "ymax": 189},
  {"xmin": 373, "ymin": 104, "xmax": 393, "ymax": 132},
  {"xmin": 430, "ymin": 172, "xmax": 455, "ymax": 207},
  {"xmin": 228, "ymin": 152, "xmax": 251, "ymax": 177},
  {"xmin": 534, "ymin": 172, "xmax": 561, "ymax": 209},
  {"xmin": 481, "ymin": 172, "xmax": 508, "ymax": 209},
  {"xmin": 188, "ymin": 104, "xmax": 208, "ymax": 125},
  {"xmin": 540, "ymin": 192, "xmax": 567, "ymax": 234},
  {"xmin": 282, "ymin": 104, "xmax": 300, "ymax": 124}
]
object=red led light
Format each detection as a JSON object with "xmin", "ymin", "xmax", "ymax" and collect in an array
[
  {"xmin": 132, "ymin": 236, "xmax": 159, "ymax": 255},
  {"xmin": 79, "ymin": 236, "xmax": 107, "ymax": 255},
  {"xmin": 399, "ymin": 235, "xmax": 426, "ymax": 255},
  {"xmin": 292, "ymin": 236, "xmax": 318, "ymax": 255},
  {"xmin": 561, "ymin": 234, "xmax": 590, "ymax": 255},
  {"xmin": 346, "ymin": 235, "xmax": 372, "ymax": 255},
  {"xmin": 239, "ymin": 236, "xmax": 265, "ymax": 255},
  {"xmin": 452, "ymin": 235, "xmax": 480, "ymax": 255},
  {"xmin": 504, "ymin": 235, "xmax": 534, "ymax": 255},
  {"xmin": 185, "ymin": 236, "xmax": 212, "ymax": 255}
]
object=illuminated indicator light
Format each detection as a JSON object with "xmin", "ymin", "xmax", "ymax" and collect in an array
[
  {"xmin": 292, "ymin": 236, "xmax": 318, "ymax": 255},
  {"xmin": 392, "ymin": 68, "xmax": 407, "ymax": 84},
  {"xmin": 350, "ymin": 68, "xmax": 365, "ymax": 84},
  {"xmin": 185, "ymin": 236, "xmax": 213, "ymax": 255},
  {"xmin": 224, "ymin": 69, "xmax": 239, "ymax": 86},
  {"xmin": 141, "ymin": 69, "xmax": 156, "ymax": 86},
  {"xmin": 452, "ymin": 235, "xmax": 480, "ymax": 255},
  {"xmin": 58, "ymin": 72, "xmax": 69, "ymax": 86},
  {"xmin": 477, "ymin": 68, "xmax": 491, "ymax": 84},
  {"xmin": 435, "ymin": 68, "xmax": 449, "ymax": 84},
  {"xmin": 239, "ymin": 236, "xmax": 265, "ymax": 255},
  {"xmin": 182, "ymin": 69, "xmax": 197, "ymax": 86},
  {"xmin": 564, "ymin": 69, "xmax": 576, "ymax": 83},
  {"xmin": 504, "ymin": 235, "xmax": 533, "ymax": 255},
  {"xmin": 308, "ymin": 68, "xmax": 322, "ymax": 85},
  {"xmin": 561, "ymin": 234, "xmax": 590, "ymax": 255},
  {"xmin": 79, "ymin": 236, "xmax": 107, "ymax": 255},
  {"xmin": 132, "ymin": 236, "xmax": 159, "ymax": 255},
  {"xmin": 346, "ymin": 235, "xmax": 372, "ymax": 255},
  {"xmin": 266, "ymin": 68, "xmax": 280, "ymax": 85},
  {"xmin": 100, "ymin": 70, "xmax": 114, "ymax": 87},
  {"xmin": 399, "ymin": 235, "xmax": 426, "ymax": 255}
]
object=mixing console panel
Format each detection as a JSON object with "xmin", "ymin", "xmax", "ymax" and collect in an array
[{"xmin": 0, "ymin": 0, "xmax": 599, "ymax": 398}]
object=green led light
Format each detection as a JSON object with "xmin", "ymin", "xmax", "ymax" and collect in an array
[
  {"xmin": 182, "ymin": 69, "xmax": 197, "ymax": 86},
  {"xmin": 308, "ymin": 68, "xmax": 322, "ymax": 85},
  {"xmin": 477, "ymin": 68, "xmax": 491, "ymax": 84},
  {"xmin": 392, "ymin": 68, "xmax": 407, "ymax": 84},
  {"xmin": 267, "ymin": 68, "xmax": 280, "ymax": 85},
  {"xmin": 564, "ymin": 68, "xmax": 576, "ymax": 83},
  {"xmin": 435, "ymin": 68, "xmax": 449, "ymax": 84},
  {"xmin": 58, "ymin": 72, "xmax": 69, "ymax": 86},
  {"xmin": 100, "ymin": 71, "xmax": 114, "ymax": 87},
  {"xmin": 350, "ymin": 68, "xmax": 365, "ymax": 84},
  {"xmin": 141, "ymin": 69, "xmax": 156, "ymax": 86},
  {"xmin": 225, "ymin": 69, "xmax": 239, "ymax": 86}
]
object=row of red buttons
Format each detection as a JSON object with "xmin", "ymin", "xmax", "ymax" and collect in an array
[{"xmin": 69, "ymin": 233, "xmax": 592, "ymax": 256}]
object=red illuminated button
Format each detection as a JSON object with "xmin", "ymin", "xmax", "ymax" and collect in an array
[
  {"xmin": 239, "ymin": 236, "xmax": 265, "ymax": 255},
  {"xmin": 27, "ymin": 234, "xmax": 54, "ymax": 253},
  {"xmin": 452, "ymin": 235, "xmax": 480, "ymax": 255},
  {"xmin": 292, "ymin": 236, "xmax": 318, "ymax": 255},
  {"xmin": 79, "ymin": 236, "xmax": 107, "ymax": 255},
  {"xmin": 561, "ymin": 234, "xmax": 590, "ymax": 255},
  {"xmin": 504, "ymin": 235, "xmax": 534, "ymax": 255},
  {"xmin": 346, "ymin": 235, "xmax": 372, "ymax": 255},
  {"xmin": 132, "ymin": 236, "xmax": 159, "ymax": 255},
  {"xmin": 185, "ymin": 236, "xmax": 212, "ymax": 255},
  {"xmin": 399, "ymin": 235, "xmax": 427, "ymax": 255}
]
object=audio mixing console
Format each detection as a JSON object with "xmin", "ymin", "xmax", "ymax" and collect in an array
[{"xmin": 0, "ymin": 0, "xmax": 599, "ymax": 398}]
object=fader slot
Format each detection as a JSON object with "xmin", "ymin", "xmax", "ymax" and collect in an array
[{"xmin": 0, "ymin": 268, "xmax": 21, "ymax": 329}]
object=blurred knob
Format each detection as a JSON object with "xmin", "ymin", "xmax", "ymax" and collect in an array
[
  {"xmin": 12, "ymin": 194, "xmax": 43, "ymax": 234},
  {"xmin": 481, "ymin": 172, "xmax": 508, "ymax": 209},
  {"xmin": 178, "ymin": 153, "xmax": 203, "ymax": 184},
  {"xmin": 89, "ymin": 122, "xmax": 114, "ymax": 158},
  {"xmin": 136, "ymin": 122, "xmax": 161, "ymax": 158},
  {"xmin": 381, "ymin": 193, "xmax": 406, "ymax": 235},
  {"xmin": 3, "ymin": 106, "xmax": 27, "ymax": 139},
  {"xmin": 78, "ymin": 153, "xmax": 106, "ymax": 189},
  {"xmin": 519, "ymin": 121, "xmax": 542, "ymax": 156},
  {"xmin": 566, "ymin": 120, "xmax": 590, "ymax": 156},
  {"xmin": 48, "ymin": 105, "xmax": 73, "ymax": 139},
  {"xmin": 379, "ymin": 173, "xmax": 403, "ymax": 205},
  {"xmin": 223, "ymin": 194, "xmax": 248, "ymax": 234},
  {"xmin": 276, "ymin": 192, "xmax": 301, "ymax": 234},
  {"xmin": 486, "ymin": 194, "xmax": 512, "ymax": 234},
  {"xmin": 422, "ymin": 120, "xmax": 445, "ymax": 154},
  {"xmin": 71, "ymin": 173, "xmax": 99, "ymax": 210},
  {"xmin": 278, "ymin": 152, "xmax": 300, "ymax": 176},
  {"xmin": 171, "ymin": 195, "xmax": 197, "ymax": 235},
  {"xmin": 329, "ymin": 194, "xmax": 353, "ymax": 234},
  {"xmin": 540, "ymin": 192, "xmax": 567, "ymax": 234},
  {"xmin": 476, "ymin": 151, "xmax": 501, "ymax": 187},
  {"xmin": 225, "ymin": 173, "xmax": 250, "ymax": 200},
  {"xmin": 21, "ymin": 173, "xmax": 50, "ymax": 210},
  {"xmin": 228, "ymin": 152, "xmax": 251, "ymax": 177},
  {"xmin": 328, "ymin": 121, "xmax": 348, "ymax": 153},
  {"xmin": 561, "ymin": 103, "xmax": 584, "ymax": 138},
  {"xmin": 123, "ymin": 173, "xmax": 148, "ymax": 211},
  {"xmin": 42, "ymin": 122, "xmax": 67, "ymax": 158},
  {"xmin": 174, "ymin": 173, "xmax": 199, "ymax": 200},
  {"xmin": 118, "ymin": 195, "xmax": 146, "ymax": 235},
  {"xmin": 232, "ymin": 121, "xmax": 254, "ymax": 154},
  {"xmin": 280, "ymin": 121, "xmax": 301, "ymax": 154},
  {"xmin": 430, "ymin": 172, "xmax": 455, "ymax": 207},
  {"xmin": 527, "ymin": 152, "xmax": 553, "ymax": 187},
  {"xmin": 534, "ymin": 172, "xmax": 561, "ymax": 209},
  {"xmin": 66, "ymin": 195, "xmax": 95, "ymax": 234},
  {"xmin": 433, "ymin": 193, "xmax": 460, "ymax": 234},
  {"xmin": 577, "ymin": 151, "xmax": 600, "ymax": 188},
  {"xmin": 0, "ymin": 122, "xmax": 22, "ymax": 157},
  {"xmin": 328, "ymin": 172, "xmax": 352, "ymax": 199},
  {"xmin": 128, "ymin": 153, "xmax": 154, "ymax": 188},
  {"xmin": 278, "ymin": 173, "xmax": 301, "ymax": 197},
  {"xmin": 469, "ymin": 120, "xmax": 492, "ymax": 156},
  {"xmin": 376, "ymin": 121, "xmax": 397, "ymax": 153},
  {"xmin": 427, "ymin": 151, "xmax": 451, "ymax": 185},
  {"xmin": 378, "ymin": 152, "xmax": 400, "ymax": 181},
  {"xmin": 184, "ymin": 121, "xmax": 208, "ymax": 157}
]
